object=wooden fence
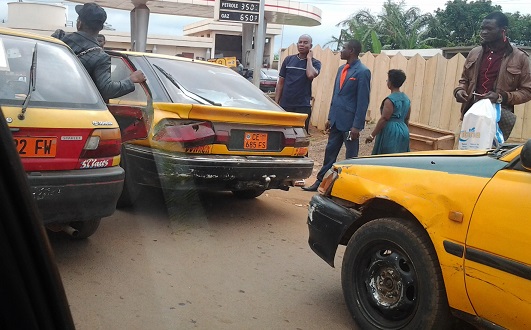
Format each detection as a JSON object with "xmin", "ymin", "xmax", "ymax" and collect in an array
[{"xmin": 280, "ymin": 44, "xmax": 531, "ymax": 142}]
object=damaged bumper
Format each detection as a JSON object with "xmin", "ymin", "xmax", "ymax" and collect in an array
[
  {"xmin": 124, "ymin": 143, "xmax": 314, "ymax": 190},
  {"xmin": 27, "ymin": 167, "xmax": 124, "ymax": 224},
  {"xmin": 307, "ymin": 194, "xmax": 362, "ymax": 267}
]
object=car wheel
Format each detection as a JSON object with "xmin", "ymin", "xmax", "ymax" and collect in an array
[
  {"xmin": 117, "ymin": 146, "xmax": 140, "ymax": 208},
  {"xmin": 342, "ymin": 218, "xmax": 450, "ymax": 330},
  {"xmin": 69, "ymin": 218, "xmax": 101, "ymax": 240},
  {"xmin": 232, "ymin": 189, "xmax": 266, "ymax": 199}
]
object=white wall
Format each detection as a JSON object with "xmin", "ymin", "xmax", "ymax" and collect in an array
[{"xmin": 7, "ymin": 2, "xmax": 66, "ymax": 30}]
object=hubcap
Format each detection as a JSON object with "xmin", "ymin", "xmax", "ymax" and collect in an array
[{"xmin": 362, "ymin": 248, "xmax": 417, "ymax": 322}]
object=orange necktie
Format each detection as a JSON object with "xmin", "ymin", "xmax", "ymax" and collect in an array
[{"xmin": 340, "ymin": 64, "xmax": 350, "ymax": 89}]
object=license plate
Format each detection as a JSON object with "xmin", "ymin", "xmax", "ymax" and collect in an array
[
  {"xmin": 14, "ymin": 137, "xmax": 57, "ymax": 157},
  {"xmin": 244, "ymin": 132, "xmax": 268, "ymax": 150}
]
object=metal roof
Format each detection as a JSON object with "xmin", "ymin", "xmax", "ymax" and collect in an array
[{"xmin": 72, "ymin": 0, "xmax": 322, "ymax": 26}]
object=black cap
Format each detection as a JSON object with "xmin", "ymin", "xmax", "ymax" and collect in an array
[{"xmin": 75, "ymin": 3, "xmax": 107, "ymax": 24}]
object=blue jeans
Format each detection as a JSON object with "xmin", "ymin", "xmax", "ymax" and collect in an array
[{"xmin": 316, "ymin": 125, "xmax": 359, "ymax": 181}]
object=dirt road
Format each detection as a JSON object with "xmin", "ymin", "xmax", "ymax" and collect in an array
[
  {"xmin": 49, "ymin": 126, "xmax": 377, "ymax": 329},
  {"xmin": 50, "ymin": 188, "xmax": 357, "ymax": 329}
]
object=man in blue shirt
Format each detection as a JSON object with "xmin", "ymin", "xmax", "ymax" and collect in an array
[{"xmin": 275, "ymin": 34, "xmax": 321, "ymax": 133}]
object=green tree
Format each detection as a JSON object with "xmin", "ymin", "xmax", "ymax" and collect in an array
[
  {"xmin": 376, "ymin": 0, "xmax": 437, "ymax": 49},
  {"xmin": 327, "ymin": 0, "xmax": 436, "ymax": 52},
  {"xmin": 506, "ymin": 12, "xmax": 531, "ymax": 46},
  {"xmin": 430, "ymin": 0, "xmax": 501, "ymax": 47}
]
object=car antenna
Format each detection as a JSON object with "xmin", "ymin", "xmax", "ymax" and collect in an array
[{"xmin": 18, "ymin": 43, "xmax": 38, "ymax": 120}]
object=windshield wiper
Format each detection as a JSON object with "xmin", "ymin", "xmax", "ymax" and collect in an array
[
  {"xmin": 18, "ymin": 43, "xmax": 38, "ymax": 120},
  {"xmin": 152, "ymin": 64, "xmax": 222, "ymax": 106}
]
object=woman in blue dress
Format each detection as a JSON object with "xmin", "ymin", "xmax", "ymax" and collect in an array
[{"xmin": 365, "ymin": 69, "xmax": 411, "ymax": 154}]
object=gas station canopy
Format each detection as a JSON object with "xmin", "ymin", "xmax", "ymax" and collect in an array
[{"xmin": 79, "ymin": 0, "xmax": 322, "ymax": 26}]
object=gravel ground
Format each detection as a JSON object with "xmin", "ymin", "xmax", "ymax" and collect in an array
[{"xmin": 305, "ymin": 122, "xmax": 376, "ymax": 184}]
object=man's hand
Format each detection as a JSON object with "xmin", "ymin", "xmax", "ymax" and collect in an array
[
  {"xmin": 324, "ymin": 120, "xmax": 330, "ymax": 133},
  {"xmin": 307, "ymin": 49, "xmax": 313, "ymax": 60},
  {"xmin": 482, "ymin": 91, "xmax": 500, "ymax": 103},
  {"xmin": 455, "ymin": 89, "xmax": 468, "ymax": 103},
  {"xmin": 130, "ymin": 70, "xmax": 146, "ymax": 83},
  {"xmin": 349, "ymin": 127, "xmax": 360, "ymax": 140}
]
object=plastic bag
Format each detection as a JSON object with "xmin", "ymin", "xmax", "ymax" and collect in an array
[{"xmin": 458, "ymin": 99, "xmax": 503, "ymax": 150}]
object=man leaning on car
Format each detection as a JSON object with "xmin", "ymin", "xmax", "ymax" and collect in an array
[{"xmin": 52, "ymin": 3, "xmax": 146, "ymax": 102}]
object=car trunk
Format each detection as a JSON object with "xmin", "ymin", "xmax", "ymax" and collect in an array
[{"xmin": 145, "ymin": 103, "xmax": 309, "ymax": 156}]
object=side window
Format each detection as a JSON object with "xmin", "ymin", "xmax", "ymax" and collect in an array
[{"xmin": 110, "ymin": 56, "xmax": 147, "ymax": 103}]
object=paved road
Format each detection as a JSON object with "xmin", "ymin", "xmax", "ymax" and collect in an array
[{"xmin": 50, "ymin": 187, "xmax": 358, "ymax": 329}]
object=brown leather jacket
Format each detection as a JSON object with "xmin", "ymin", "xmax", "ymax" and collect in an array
[{"xmin": 454, "ymin": 43, "xmax": 531, "ymax": 116}]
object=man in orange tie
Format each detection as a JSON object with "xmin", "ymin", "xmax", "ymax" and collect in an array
[{"xmin": 303, "ymin": 40, "xmax": 371, "ymax": 191}]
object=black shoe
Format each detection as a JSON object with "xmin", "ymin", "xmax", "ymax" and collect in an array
[{"xmin": 302, "ymin": 180, "xmax": 321, "ymax": 191}]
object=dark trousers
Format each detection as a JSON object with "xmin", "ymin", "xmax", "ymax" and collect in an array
[
  {"xmin": 283, "ymin": 106, "xmax": 312, "ymax": 133},
  {"xmin": 316, "ymin": 125, "xmax": 359, "ymax": 181}
]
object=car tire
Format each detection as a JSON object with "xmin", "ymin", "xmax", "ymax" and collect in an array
[
  {"xmin": 232, "ymin": 189, "xmax": 266, "ymax": 199},
  {"xmin": 341, "ymin": 217, "xmax": 450, "ymax": 330},
  {"xmin": 69, "ymin": 218, "xmax": 101, "ymax": 240},
  {"xmin": 117, "ymin": 146, "xmax": 140, "ymax": 208}
]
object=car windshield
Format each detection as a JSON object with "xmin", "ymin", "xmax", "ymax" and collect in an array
[
  {"xmin": 0, "ymin": 35, "xmax": 106, "ymax": 110},
  {"xmin": 262, "ymin": 69, "xmax": 279, "ymax": 79},
  {"xmin": 146, "ymin": 57, "xmax": 283, "ymax": 111}
]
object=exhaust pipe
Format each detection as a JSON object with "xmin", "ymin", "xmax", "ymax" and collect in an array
[
  {"xmin": 46, "ymin": 224, "xmax": 79, "ymax": 237},
  {"xmin": 62, "ymin": 225, "xmax": 79, "ymax": 238}
]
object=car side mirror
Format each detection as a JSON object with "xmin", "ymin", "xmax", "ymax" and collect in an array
[{"xmin": 521, "ymin": 139, "xmax": 531, "ymax": 170}]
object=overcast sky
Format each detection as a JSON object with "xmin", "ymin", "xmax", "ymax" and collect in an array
[{"xmin": 1, "ymin": 0, "xmax": 529, "ymax": 53}]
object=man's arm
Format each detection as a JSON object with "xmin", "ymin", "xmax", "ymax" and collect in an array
[
  {"xmin": 454, "ymin": 53, "xmax": 476, "ymax": 103},
  {"xmin": 275, "ymin": 57, "xmax": 288, "ymax": 104},
  {"xmin": 306, "ymin": 50, "xmax": 319, "ymax": 79},
  {"xmin": 275, "ymin": 77, "xmax": 285, "ymax": 104},
  {"xmin": 93, "ymin": 55, "xmax": 135, "ymax": 101},
  {"xmin": 350, "ymin": 68, "xmax": 371, "ymax": 139},
  {"xmin": 502, "ymin": 54, "xmax": 531, "ymax": 105}
]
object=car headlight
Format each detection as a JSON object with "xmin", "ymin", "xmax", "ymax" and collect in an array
[{"xmin": 318, "ymin": 167, "xmax": 340, "ymax": 195}]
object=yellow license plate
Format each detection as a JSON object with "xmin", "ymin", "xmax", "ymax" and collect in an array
[
  {"xmin": 14, "ymin": 137, "xmax": 57, "ymax": 157},
  {"xmin": 244, "ymin": 132, "xmax": 268, "ymax": 150}
]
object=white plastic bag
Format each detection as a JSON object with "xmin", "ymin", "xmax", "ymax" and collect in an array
[{"xmin": 458, "ymin": 99, "xmax": 503, "ymax": 150}]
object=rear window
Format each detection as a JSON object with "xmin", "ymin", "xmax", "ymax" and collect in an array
[
  {"xmin": 0, "ymin": 34, "xmax": 106, "ymax": 110},
  {"xmin": 146, "ymin": 57, "xmax": 283, "ymax": 111}
]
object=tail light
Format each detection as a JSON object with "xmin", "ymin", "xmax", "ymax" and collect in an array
[
  {"xmin": 80, "ymin": 128, "xmax": 122, "ymax": 159},
  {"xmin": 152, "ymin": 119, "xmax": 215, "ymax": 148},
  {"xmin": 285, "ymin": 128, "xmax": 310, "ymax": 147}
]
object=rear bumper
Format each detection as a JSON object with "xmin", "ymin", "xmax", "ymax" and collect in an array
[
  {"xmin": 124, "ymin": 143, "xmax": 313, "ymax": 191},
  {"xmin": 307, "ymin": 194, "xmax": 362, "ymax": 267},
  {"xmin": 27, "ymin": 166, "xmax": 124, "ymax": 224}
]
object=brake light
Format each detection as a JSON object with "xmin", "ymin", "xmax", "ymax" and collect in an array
[
  {"xmin": 152, "ymin": 120, "xmax": 215, "ymax": 147},
  {"xmin": 285, "ymin": 129, "xmax": 310, "ymax": 147},
  {"xmin": 80, "ymin": 128, "xmax": 121, "ymax": 159},
  {"xmin": 215, "ymin": 130, "xmax": 230, "ymax": 143}
]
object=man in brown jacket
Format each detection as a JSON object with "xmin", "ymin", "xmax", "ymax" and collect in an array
[{"xmin": 454, "ymin": 11, "xmax": 531, "ymax": 140}]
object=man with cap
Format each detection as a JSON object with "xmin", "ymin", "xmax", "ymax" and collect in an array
[{"xmin": 55, "ymin": 3, "xmax": 145, "ymax": 101}]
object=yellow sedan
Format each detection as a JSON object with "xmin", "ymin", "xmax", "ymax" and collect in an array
[
  {"xmin": 308, "ymin": 141, "xmax": 531, "ymax": 329},
  {"xmin": 106, "ymin": 51, "xmax": 312, "ymax": 206}
]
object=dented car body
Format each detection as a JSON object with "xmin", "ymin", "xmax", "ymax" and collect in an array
[
  {"xmin": 307, "ymin": 141, "xmax": 531, "ymax": 329},
  {"xmin": 107, "ymin": 51, "xmax": 313, "ymax": 205}
]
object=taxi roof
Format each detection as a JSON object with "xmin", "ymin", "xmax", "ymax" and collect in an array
[{"xmin": 0, "ymin": 27, "xmax": 65, "ymax": 46}]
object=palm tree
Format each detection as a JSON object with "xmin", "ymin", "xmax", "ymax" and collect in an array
[
  {"xmin": 325, "ymin": 9, "xmax": 381, "ymax": 52},
  {"xmin": 327, "ymin": 0, "xmax": 437, "ymax": 52},
  {"xmin": 377, "ymin": 0, "xmax": 437, "ymax": 49}
]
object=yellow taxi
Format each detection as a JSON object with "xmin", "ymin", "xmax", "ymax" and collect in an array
[
  {"xmin": 106, "ymin": 51, "xmax": 313, "ymax": 206},
  {"xmin": 0, "ymin": 28, "xmax": 148, "ymax": 238},
  {"xmin": 307, "ymin": 141, "xmax": 531, "ymax": 329}
]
